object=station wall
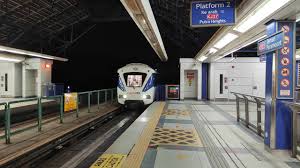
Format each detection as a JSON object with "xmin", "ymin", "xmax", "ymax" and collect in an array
[
  {"xmin": 0, "ymin": 61, "xmax": 22, "ymax": 97},
  {"xmin": 0, "ymin": 58, "xmax": 53, "ymax": 98},
  {"xmin": 209, "ymin": 57, "xmax": 266, "ymax": 100}
]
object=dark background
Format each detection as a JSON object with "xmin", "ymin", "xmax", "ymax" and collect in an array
[{"xmin": 52, "ymin": 21, "xmax": 182, "ymax": 92}]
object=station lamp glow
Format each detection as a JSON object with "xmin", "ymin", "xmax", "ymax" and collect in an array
[
  {"xmin": 214, "ymin": 33, "xmax": 238, "ymax": 49},
  {"xmin": 234, "ymin": 0, "xmax": 292, "ymax": 33},
  {"xmin": 45, "ymin": 63, "xmax": 51, "ymax": 69}
]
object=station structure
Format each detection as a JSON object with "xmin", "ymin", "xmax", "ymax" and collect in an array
[{"xmin": 0, "ymin": 0, "xmax": 300, "ymax": 168}]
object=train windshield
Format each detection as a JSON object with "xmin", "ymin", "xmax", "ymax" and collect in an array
[{"xmin": 124, "ymin": 73, "xmax": 147, "ymax": 87}]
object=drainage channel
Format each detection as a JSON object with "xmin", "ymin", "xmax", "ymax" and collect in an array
[{"xmin": 27, "ymin": 109, "xmax": 142, "ymax": 168}]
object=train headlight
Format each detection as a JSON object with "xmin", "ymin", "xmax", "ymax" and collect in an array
[
  {"xmin": 119, "ymin": 95, "xmax": 127, "ymax": 99},
  {"xmin": 142, "ymin": 94, "xmax": 151, "ymax": 99}
]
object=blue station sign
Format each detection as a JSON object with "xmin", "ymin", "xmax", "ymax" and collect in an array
[
  {"xmin": 190, "ymin": 1, "xmax": 235, "ymax": 27},
  {"xmin": 257, "ymin": 31, "xmax": 284, "ymax": 55}
]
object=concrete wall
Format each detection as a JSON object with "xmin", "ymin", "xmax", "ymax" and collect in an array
[
  {"xmin": 209, "ymin": 57, "xmax": 266, "ymax": 100},
  {"xmin": 180, "ymin": 58, "xmax": 202, "ymax": 100}
]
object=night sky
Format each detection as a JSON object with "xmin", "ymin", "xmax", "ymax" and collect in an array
[{"xmin": 52, "ymin": 21, "xmax": 182, "ymax": 92}]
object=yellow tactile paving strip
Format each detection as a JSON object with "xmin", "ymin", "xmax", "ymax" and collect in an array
[
  {"xmin": 121, "ymin": 102, "xmax": 166, "ymax": 168},
  {"xmin": 149, "ymin": 127, "xmax": 202, "ymax": 147}
]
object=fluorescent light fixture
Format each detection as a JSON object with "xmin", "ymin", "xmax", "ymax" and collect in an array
[
  {"xmin": 198, "ymin": 56, "xmax": 208, "ymax": 62},
  {"xmin": 234, "ymin": 0, "xmax": 291, "ymax": 33},
  {"xmin": 0, "ymin": 45, "xmax": 67, "ymax": 61},
  {"xmin": 0, "ymin": 56, "xmax": 23, "ymax": 62},
  {"xmin": 214, "ymin": 33, "xmax": 238, "ymax": 49},
  {"xmin": 213, "ymin": 34, "xmax": 267, "ymax": 62},
  {"xmin": 209, "ymin": 48, "xmax": 218, "ymax": 54}
]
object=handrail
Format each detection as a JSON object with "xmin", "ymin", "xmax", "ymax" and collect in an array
[
  {"xmin": 1, "ymin": 88, "xmax": 117, "ymax": 144},
  {"xmin": 230, "ymin": 92, "xmax": 265, "ymax": 99},
  {"xmin": 231, "ymin": 92, "xmax": 265, "ymax": 137}
]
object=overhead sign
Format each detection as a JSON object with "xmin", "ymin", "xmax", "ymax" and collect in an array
[
  {"xmin": 257, "ymin": 31, "xmax": 284, "ymax": 55},
  {"xmin": 277, "ymin": 22, "xmax": 295, "ymax": 99},
  {"xmin": 190, "ymin": 1, "xmax": 235, "ymax": 27}
]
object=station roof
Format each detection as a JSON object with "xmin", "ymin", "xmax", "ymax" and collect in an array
[{"xmin": 0, "ymin": 0, "xmax": 298, "ymax": 62}]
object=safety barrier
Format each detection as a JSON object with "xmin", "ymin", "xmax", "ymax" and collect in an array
[
  {"xmin": 231, "ymin": 92, "xmax": 265, "ymax": 137},
  {"xmin": 288, "ymin": 103, "xmax": 300, "ymax": 158},
  {"xmin": 0, "ymin": 88, "xmax": 117, "ymax": 144}
]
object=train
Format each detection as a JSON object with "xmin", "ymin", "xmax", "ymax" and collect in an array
[{"xmin": 117, "ymin": 63, "xmax": 156, "ymax": 108}]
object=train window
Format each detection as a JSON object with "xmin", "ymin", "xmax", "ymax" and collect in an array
[{"xmin": 124, "ymin": 72, "xmax": 147, "ymax": 87}]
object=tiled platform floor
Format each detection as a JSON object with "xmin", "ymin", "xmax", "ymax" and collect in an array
[{"xmin": 97, "ymin": 101, "xmax": 299, "ymax": 168}]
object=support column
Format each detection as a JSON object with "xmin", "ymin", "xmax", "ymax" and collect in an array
[{"xmin": 265, "ymin": 20, "xmax": 296, "ymax": 149}]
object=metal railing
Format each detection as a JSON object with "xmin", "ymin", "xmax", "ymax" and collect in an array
[
  {"xmin": 0, "ymin": 88, "xmax": 117, "ymax": 144},
  {"xmin": 231, "ymin": 92, "xmax": 265, "ymax": 137},
  {"xmin": 288, "ymin": 103, "xmax": 300, "ymax": 158}
]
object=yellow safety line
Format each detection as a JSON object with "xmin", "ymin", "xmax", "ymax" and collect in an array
[{"xmin": 122, "ymin": 102, "xmax": 165, "ymax": 168}]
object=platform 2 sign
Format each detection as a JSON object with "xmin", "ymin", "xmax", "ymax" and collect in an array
[
  {"xmin": 64, "ymin": 93, "xmax": 78, "ymax": 112},
  {"xmin": 257, "ymin": 31, "xmax": 284, "ymax": 55},
  {"xmin": 277, "ymin": 22, "xmax": 295, "ymax": 99},
  {"xmin": 190, "ymin": 1, "xmax": 235, "ymax": 27}
]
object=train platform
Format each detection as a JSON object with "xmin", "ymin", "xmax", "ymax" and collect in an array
[
  {"xmin": 0, "ymin": 102, "xmax": 120, "ymax": 167},
  {"xmin": 91, "ymin": 101, "xmax": 300, "ymax": 168}
]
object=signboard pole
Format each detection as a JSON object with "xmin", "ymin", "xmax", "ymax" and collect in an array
[{"xmin": 264, "ymin": 20, "xmax": 295, "ymax": 150}]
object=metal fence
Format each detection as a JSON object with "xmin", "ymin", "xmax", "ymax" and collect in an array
[
  {"xmin": 0, "ymin": 88, "xmax": 117, "ymax": 144},
  {"xmin": 231, "ymin": 92, "xmax": 265, "ymax": 137}
]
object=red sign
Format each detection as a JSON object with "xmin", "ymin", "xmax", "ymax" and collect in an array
[{"xmin": 207, "ymin": 14, "xmax": 219, "ymax": 20}]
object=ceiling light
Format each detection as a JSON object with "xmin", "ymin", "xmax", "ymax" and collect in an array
[
  {"xmin": 234, "ymin": 0, "xmax": 292, "ymax": 33},
  {"xmin": 0, "ymin": 56, "xmax": 23, "ymax": 62},
  {"xmin": 198, "ymin": 56, "xmax": 208, "ymax": 62},
  {"xmin": 213, "ymin": 34, "xmax": 266, "ymax": 62},
  {"xmin": 296, "ymin": 13, "xmax": 300, "ymax": 22},
  {"xmin": 209, "ymin": 48, "xmax": 218, "ymax": 54},
  {"xmin": 214, "ymin": 33, "xmax": 238, "ymax": 49},
  {"xmin": 0, "ymin": 45, "xmax": 67, "ymax": 61}
]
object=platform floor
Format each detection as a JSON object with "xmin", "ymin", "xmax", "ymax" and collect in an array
[{"xmin": 92, "ymin": 101, "xmax": 300, "ymax": 168}]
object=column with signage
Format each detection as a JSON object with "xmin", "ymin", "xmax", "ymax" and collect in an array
[{"xmin": 260, "ymin": 20, "xmax": 296, "ymax": 149}]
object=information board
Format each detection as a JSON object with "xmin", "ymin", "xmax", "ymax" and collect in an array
[
  {"xmin": 190, "ymin": 1, "xmax": 235, "ymax": 27},
  {"xmin": 64, "ymin": 93, "xmax": 78, "ymax": 112},
  {"xmin": 166, "ymin": 85, "xmax": 180, "ymax": 100}
]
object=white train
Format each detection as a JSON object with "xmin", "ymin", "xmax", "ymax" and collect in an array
[{"xmin": 117, "ymin": 63, "xmax": 156, "ymax": 107}]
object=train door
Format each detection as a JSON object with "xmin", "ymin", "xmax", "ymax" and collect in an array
[
  {"xmin": 214, "ymin": 70, "xmax": 229, "ymax": 99},
  {"xmin": 184, "ymin": 70, "xmax": 198, "ymax": 99},
  {"xmin": 0, "ymin": 72, "xmax": 8, "ymax": 97}
]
